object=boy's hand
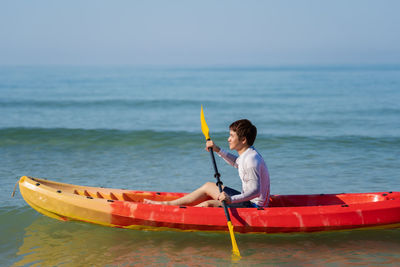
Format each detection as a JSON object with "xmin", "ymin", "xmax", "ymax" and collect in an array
[
  {"xmin": 218, "ymin": 191, "xmax": 232, "ymax": 204},
  {"xmin": 206, "ymin": 140, "xmax": 220, "ymax": 153}
]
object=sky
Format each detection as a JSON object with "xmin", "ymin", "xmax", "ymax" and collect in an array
[{"xmin": 0, "ymin": 0, "xmax": 399, "ymax": 66}]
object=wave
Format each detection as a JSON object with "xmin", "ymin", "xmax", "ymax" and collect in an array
[
  {"xmin": 1, "ymin": 127, "xmax": 399, "ymax": 148},
  {"xmin": 263, "ymin": 135, "xmax": 400, "ymax": 148},
  {"xmin": 0, "ymin": 99, "xmax": 213, "ymax": 109},
  {"xmin": 2, "ymin": 99, "xmax": 399, "ymax": 119},
  {"xmin": 0, "ymin": 127, "xmax": 201, "ymax": 147},
  {"xmin": 162, "ymin": 64, "xmax": 400, "ymax": 72}
]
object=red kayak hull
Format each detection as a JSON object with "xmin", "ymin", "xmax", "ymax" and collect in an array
[
  {"xmin": 110, "ymin": 191, "xmax": 400, "ymax": 233},
  {"xmin": 19, "ymin": 176, "xmax": 400, "ymax": 233}
]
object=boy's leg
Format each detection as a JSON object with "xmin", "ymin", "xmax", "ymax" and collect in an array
[
  {"xmin": 144, "ymin": 182, "xmax": 222, "ymax": 206},
  {"xmin": 195, "ymin": 186, "xmax": 243, "ymax": 207},
  {"xmin": 195, "ymin": 199, "xmax": 222, "ymax": 207}
]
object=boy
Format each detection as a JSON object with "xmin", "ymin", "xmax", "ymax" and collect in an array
[{"xmin": 144, "ymin": 119, "xmax": 270, "ymax": 208}]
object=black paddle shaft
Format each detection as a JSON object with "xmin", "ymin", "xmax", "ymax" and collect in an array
[{"xmin": 208, "ymin": 147, "xmax": 232, "ymax": 221}]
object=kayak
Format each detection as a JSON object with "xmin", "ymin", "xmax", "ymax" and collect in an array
[{"xmin": 19, "ymin": 176, "xmax": 400, "ymax": 234}]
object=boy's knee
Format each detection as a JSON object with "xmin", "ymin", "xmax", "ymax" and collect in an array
[{"xmin": 202, "ymin": 182, "xmax": 215, "ymax": 189}]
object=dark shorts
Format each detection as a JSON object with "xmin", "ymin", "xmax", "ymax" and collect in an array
[{"xmin": 223, "ymin": 186, "xmax": 259, "ymax": 208}]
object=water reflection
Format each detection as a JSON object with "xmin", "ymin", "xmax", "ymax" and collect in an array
[{"xmin": 13, "ymin": 216, "xmax": 400, "ymax": 266}]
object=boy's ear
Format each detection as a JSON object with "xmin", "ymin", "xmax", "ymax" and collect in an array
[{"xmin": 241, "ymin": 137, "xmax": 248, "ymax": 145}]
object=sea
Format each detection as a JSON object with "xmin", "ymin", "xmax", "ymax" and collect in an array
[{"xmin": 1, "ymin": 65, "xmax": 399, "ymax": 266}]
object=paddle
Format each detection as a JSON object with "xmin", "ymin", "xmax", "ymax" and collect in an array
[{"xmin": 200, "ymin": 105, "xmax": 241, "ymax": 259}]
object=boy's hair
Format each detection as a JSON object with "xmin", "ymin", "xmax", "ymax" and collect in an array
[{"xmin": 229, "ymin": 119, "xmax": 257, "ymax": 146}]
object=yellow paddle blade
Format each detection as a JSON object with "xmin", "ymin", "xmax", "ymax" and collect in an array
[
  {"xmin": 227, "ymin": 221, "xmax": 241, "ymax": 259},
  {"xmin": 200, "ymin": 105, "xmax": 210, "ymax": 140}
]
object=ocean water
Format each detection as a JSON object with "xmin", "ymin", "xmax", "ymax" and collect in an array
[{"xmin": 1, "ymin": 65, "xmax": 400, "ymax": 266}]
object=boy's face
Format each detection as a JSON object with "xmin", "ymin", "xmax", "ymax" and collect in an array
[{"xmin": 228, "ymin": 130, "xmax": 246, "ymax": 151}]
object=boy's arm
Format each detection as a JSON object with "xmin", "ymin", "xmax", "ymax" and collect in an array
[
  {"xmin": 216, "ymin": 148, "xmax": 238, "ymax": 168},
  {"xmin": 206, "ymin": 140, "xmax": 238, "ymax": 167}
]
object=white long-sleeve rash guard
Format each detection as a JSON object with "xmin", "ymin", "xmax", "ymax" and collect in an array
[{"xmin": 216, "ymin": 146, "xmax": 270, "ymax": 207}]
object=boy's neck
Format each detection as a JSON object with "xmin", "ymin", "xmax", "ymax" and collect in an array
[{"xmin": 237, "ymin": 145, "xmax": 250, "ymax": 155}]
